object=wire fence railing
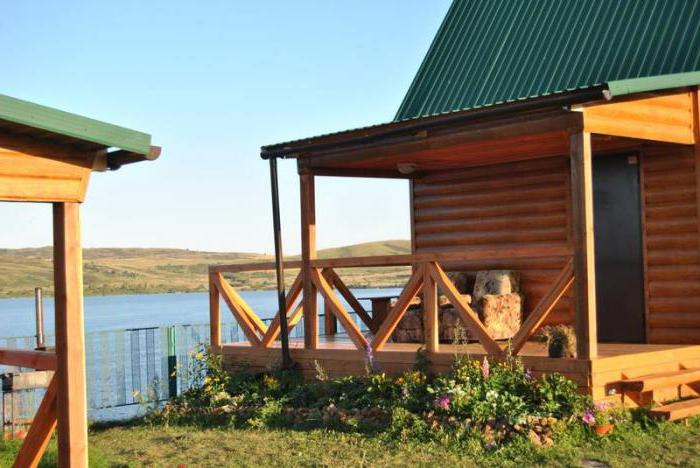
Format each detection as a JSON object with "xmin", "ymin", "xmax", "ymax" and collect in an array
[{"xmin": 1, "ymin": 309, "xmax": 370, "ymax": 428}]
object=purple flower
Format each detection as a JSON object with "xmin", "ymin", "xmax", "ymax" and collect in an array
[
  {"xmin": 582, "ymin": 411, "xmax": 595, "ymax": 426},
  {"xmin": 435, "ymin": 395, "xmax": 451, "ymax": 411},
  {"xmin": 524, "ymin": 368, "xmax": 533, "ymax": 380},
  {"xmin": 594, "ymin": 401, "xmax": 609, "ymax": 412},
  {"xmin": 365, "ymin": 344, "xmax": 375, "ymax": 369},
  {"xmin": 481, "ymin": 357, "xmax": 490, "ymax": 380}
]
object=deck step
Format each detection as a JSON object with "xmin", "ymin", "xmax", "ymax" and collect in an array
[
  {"xmin": 620, "ymin": 368, "xmax": 700, "ymax": 392},
  {"xmin": 649, "ymin": 398, "xmax": 700, "ymax": 421}
]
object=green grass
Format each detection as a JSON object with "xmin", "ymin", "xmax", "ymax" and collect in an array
[
  {"xmin": 0, "ymin": 240, "xmax": 410, "ymax": 298},
  {"xmin": 2, "ymin": 417, "xmax": 700, "ymax": 467}
]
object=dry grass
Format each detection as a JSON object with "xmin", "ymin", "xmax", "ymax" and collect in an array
[{"xmin": 0, "ymin": 240, "xmax": 410, "ymax": 298}]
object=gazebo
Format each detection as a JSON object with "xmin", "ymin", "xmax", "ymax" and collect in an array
[
  {"xmin": 0, "ymin": 94, "xmax": 159, "ymax": 467},
  {"xmin": 209, "ymin": 0, "xmax": 700, "ymax": 420}
]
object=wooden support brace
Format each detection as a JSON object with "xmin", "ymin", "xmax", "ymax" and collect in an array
[
  {"xmin": 510, "ymin": 258, "xmax": 575, "ymax": 354},
  {"xmin": 13, "ymin": 376, "xmax": 58, "ymax": 468},
  {"xmin": 311, "ymin": 268, "xmax": 369, "ymax": 350},
  {"xmin": 214, "ymin": 273, "xmax": 262, "ymax": 346},
  {"xmin": 261, "ymin": 272, "xmax": 304, "ymax": 347},
  {"xmin": 323, "ymin": 268, "xmax": 373, "ymax": 328},
  {"xmin": 371, "ymin": 265, "xmax": 424, "ymax": 350},
  {"xmin": 429, "ymin": 262, "xmax": 503, "ymax": 356}
]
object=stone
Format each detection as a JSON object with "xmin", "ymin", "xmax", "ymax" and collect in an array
[
  {"xmin": 478, "ymin": 293, "xmax": 523, "ymax": 340},
  {"xmin": 392, "ymin": 308, "xmax": 423, "ymax": 343},
  {"xmin": 473, "ymin": 270, "xmax": 520, "ymax": 303},
  {"xmin": 447, "ymin": 271, "xmax": 472, "ymax": 294}
]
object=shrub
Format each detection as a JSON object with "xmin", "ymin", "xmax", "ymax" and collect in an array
[{"xmin": 151, "ymin": 345, "xmax": 595, "ymax": 448}]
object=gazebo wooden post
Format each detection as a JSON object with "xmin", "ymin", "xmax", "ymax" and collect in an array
[
  {"xmin": 569, "ymin": 131, "xmax": 598, "ymax": 359},
  {"xmin": 300, "ymin": 174, "xmax": 318, "ymax": 349},
  {"xmin": 53, "ymin": 202, "xmax": 89, "ymax": 467}
]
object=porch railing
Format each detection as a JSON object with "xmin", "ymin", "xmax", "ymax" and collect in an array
[{"xmin": 208, "ymin": 244, "xmax": 574, "ymax": 357}]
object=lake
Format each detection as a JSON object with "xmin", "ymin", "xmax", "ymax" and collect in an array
[
  {"xmin": 0, "ymin": 288, "xmax": 401, "ymax": 422},
  {"xmin": 0, "ymin": 288, "xmax": 402, "ymax": 340}
]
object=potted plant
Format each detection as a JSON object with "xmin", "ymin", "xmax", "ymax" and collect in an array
[
  {"xmin": 540, "ymin": 325, "xmax": 577, "ymax": 358},
  {"xmin": 582, "ymin": 402, "xmax": 618, "ymax": 436}
]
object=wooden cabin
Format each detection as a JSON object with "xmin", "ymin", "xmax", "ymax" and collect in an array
[
  {"xmin": 210, "ymin": 0, "xmax": 700, "ymax": 418},
  {"xmin": 0, "ymin": 94, "xmax": 159, "ymax": 467}
]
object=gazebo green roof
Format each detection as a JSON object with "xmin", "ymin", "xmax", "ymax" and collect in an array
[
  {"xmin": 396, "ymin": 0, "xmax": 700, "ymax": 121},
  {"xmin": 0, "ymin": 93, "xmax": 152, "ymax": 155}
]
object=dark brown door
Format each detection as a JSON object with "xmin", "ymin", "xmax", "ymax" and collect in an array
[{"xmin": 593, "ymin": 153, "xmax": 645, "ymax": 343}]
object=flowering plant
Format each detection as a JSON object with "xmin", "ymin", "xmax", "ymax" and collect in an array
[{"xmin": 582, "ymin": 401, "xmax": 620, "ymax": 426}]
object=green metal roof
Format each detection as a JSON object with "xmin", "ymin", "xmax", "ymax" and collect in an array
[
  {"xmin": 396, "ymin": 0, "xmax": 700, "ymax": 121},
  {"xmin": 0, "ymin": 93, "xmax": 152, "ymax": 155}
]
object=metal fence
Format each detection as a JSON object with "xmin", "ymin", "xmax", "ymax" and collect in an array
[{"xmin": 1, "ymin": 309, "xmax": 369, "ymax": 426}]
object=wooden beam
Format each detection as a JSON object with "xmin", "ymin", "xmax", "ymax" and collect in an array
[
  {"xmin": 13, "ymin": 376, "xmax": 58, "ymax": 468},
  {"xmin": 569, "ymin": 131, "xmax": 598, "ymax": 359},
  {"xmin": 214, "ymin": 273, "xmax": 262, "ymax": 346},
  {"xmin": 0, "ymin": 348, "xmax": 56, "ymax": 370},
  {"xmin": 297, "ymin": 111, "xmax": 581, "ymax": 169},
  {"xmin": 423, "ymin": 265, "xmax": 439, "ymax": 353},
  {"xmin": 299, "ymin": 166, "xmax": 416, "ymax": 179},
  {"xmin": 261, "ymin": 272, "xmax": 304, "ymax": 347},
  {"xmin": 311, "ymin": 269, "xmax": 369, "ymax": 350},
  {"xmin": 324, "ymin": 268, "xmax": 373, "ymax": 328},
  {"xmin": 300, "ymin": 174, "xmax": 318, "ymax": 349},
  {"xmin": 208, "ymin": 244, "xmax": 572, "ymax": 273},
  {"xmin": 209, "ymin": 274, "xmax": 221, "ymax": 351},
  {"xmin": 429, "ymin": 262, "xmax": 503, "ymax": 356},
  {"xmin": 52, "ymin": 202, "xmax": 88, "ymax": 467},
  {"xmin": 371, "ymin": 266, "xmax": 424, "ymax": 350},
  {"xmin": 510, "ymin": 259, "xmax": 575, "ymax": 354}
]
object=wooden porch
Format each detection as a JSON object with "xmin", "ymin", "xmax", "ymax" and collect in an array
[{"xmin": 210, "ymin": 86, "xmax": 700, "ymax": 412}]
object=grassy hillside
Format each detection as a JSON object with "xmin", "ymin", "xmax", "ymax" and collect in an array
[{"xmin": 0, "ymin": 240, "xmax": 410, "ymax": 298}]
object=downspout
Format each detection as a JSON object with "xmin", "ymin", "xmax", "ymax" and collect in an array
[{"xmin": 268, "ymin": 156, "xmax": 292, "ymax": 368}]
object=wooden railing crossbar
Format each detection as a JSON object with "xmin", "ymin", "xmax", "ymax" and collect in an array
[
  {"xmin": 261, "ymin": 272, "xmax": 304, "ymax": 347},
  {"xmin": 209, "ymin": 244, "xmax": 571, "ymax": 273},
  {"xmin": 13, "ymin": 375, "xmax": 58, "ymax": 468},
  {"xmin": 0, "ymin": 348, "xmax": 57, "ymax": 370},
  {"xmin": 371, "ymin": 265, "xmax": 425, "ymax": 350},
  {"xmin": 214, "ymin": 272, "xmax": 263, "ymax": 346},
  {"xmin": 322, "ymin": 268, "xmax": 373, "ymax": 329},
  {"xmin": 428, "ymin": 262, "xmax": 504, "ymax": 356},
  {"xmin": 510, "ymin": 259, "xmax": 575, "ymax": 354},
  {"xmin": 209, "ymin": 253, "xmax": 575, "ymax": 359},
  {"xmin": 311, "ymin": 268, "xmax": 369, "ymax": 350}
]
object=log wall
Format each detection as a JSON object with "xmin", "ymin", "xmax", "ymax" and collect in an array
[
  {"xmin": 642, "ymin": 145, "xmax": 700, "ymax": 344},
  {"xmin": 410, "ymin": 143, "xmax": 700, "ymax": 344},
  {"xmin": 411, "ymin": 156, "xmax": 574, "ymax": 326}
]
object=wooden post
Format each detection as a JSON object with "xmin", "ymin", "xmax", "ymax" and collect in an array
[
  {"xmin": 53, "ymin": 202, "xmax": 88, "ymax": 467},
  {"xmin": 423, "ymin": 263, "xmax": 439, "ymax": 352},
  {"xmin": 569, "ymin": 131, "xmax": 598, "ymax": 359},
  {"xmin": 209, "ymin": 273, "xmax": 221, "ymax": 350},
  {"xmin": 300, "ymin": 174, "xmax": 318, "ymax": 349}
]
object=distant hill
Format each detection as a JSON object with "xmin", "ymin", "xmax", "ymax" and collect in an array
[{"xmin": 0, "ymin": 240, "xmax": 410, "ymax": 298}]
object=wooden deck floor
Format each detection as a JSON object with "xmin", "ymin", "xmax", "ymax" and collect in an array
[
  {"xmin": 221, "ymin": 338, "xmax": 700, "ymax": 404},
  {"xmin": 224, "ymin": 336, "xmax": 697, "ymax": 360}
]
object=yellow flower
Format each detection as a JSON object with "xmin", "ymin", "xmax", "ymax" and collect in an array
[{"xmin": 195, "ymin": 352, "xmax": 204, "ymax": 360}]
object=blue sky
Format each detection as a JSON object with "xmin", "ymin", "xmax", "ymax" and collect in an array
[{"xmin": 0, "ymin": 1, "xmax": 451, "ymax": 254}]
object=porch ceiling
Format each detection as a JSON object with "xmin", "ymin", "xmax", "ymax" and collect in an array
[{"xmin": 294, "ymin": 110, "xmax": 659, "ymax": 177}]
